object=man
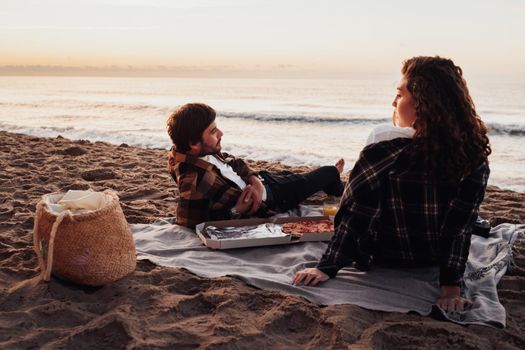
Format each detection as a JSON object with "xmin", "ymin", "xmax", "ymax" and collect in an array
[{"xmin": 167, "ymin": 103, "xmax": 345, "ymax": 228}]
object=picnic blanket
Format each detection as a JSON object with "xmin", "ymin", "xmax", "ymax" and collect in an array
[{"xmin": 132, "ymin": 211, "xmax": 523, "ymax": 328}]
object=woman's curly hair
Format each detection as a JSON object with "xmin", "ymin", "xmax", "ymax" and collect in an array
[{"xmin": 402, "ymin": 56, "xmax": 491, "ymax": 181}]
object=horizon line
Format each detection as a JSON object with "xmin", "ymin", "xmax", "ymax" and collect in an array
[
  {"xmin": 0, "ymin": 65, "xmax": 521, "ymax": 80},
  {"xmin": 0, "ymin": 64, "xmax": 395, "ymax": 79}
]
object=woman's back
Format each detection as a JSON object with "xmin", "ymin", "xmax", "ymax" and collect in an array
[{"xmin": 295, "ymin": 56, "xmax": 491, "ymax": 312}]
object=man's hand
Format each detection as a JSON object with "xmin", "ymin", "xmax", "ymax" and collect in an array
[
  {"xmin": 234, "ymin": 185, "xmax": 255, "ymax": 214},
  {"xmin": 247, "ymin": 175, "xmax": 264, "ymax": 214},
  {"xmin": 436, "ymin": 285, "xmax": 472, "ymax": 312},
  {"xmin": 292, "ymin": 268, "xmax": 329, "ymax": 286}
]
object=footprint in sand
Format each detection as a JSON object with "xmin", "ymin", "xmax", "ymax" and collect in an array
[
  {"xmin": 60, "ymin": 147, "xmax": 88, "ymax": 156},
  {"xmin": 120, "ymin": 189, "xmax": 165, "ymax": 201},
  {"xmin": 81, "ymin": 169, "xmax": 119, "ymax": 181}
]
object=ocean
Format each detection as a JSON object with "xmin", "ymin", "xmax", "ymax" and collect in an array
[{"xmin": 0, "ymin": 76, "xmax": 524, "ymax": 192}]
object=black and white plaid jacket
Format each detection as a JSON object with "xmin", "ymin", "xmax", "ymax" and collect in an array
[{"xmin": 317, "ymin": 138, "xmax": 490, "ymax": 286}]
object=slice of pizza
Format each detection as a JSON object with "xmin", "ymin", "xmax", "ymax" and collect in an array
[{"xmin": 281, "ymin": 220, "xmax": 334, "ymax": 237}]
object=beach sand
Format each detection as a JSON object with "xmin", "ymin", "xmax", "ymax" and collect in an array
[{"xmin": 1, "ymin": 130, "xmax": 524, "ymax": 349}]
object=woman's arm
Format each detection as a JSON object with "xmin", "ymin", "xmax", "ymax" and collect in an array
[
  {"xmin": 438, "ymin": 162, "xmax": 490, "ymax": 287},
  {"xmin": 293, "ymin": 141, "xmax": 409, "ymax": 286},
  {"xmin": 436, "ymin": 163, "xmax": 489, "ymax": 312},
  {"xmin": 293, "ymin": 193, "xmax": 381, "ymax": 286}
]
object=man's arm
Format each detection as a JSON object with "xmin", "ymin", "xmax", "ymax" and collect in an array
[
  {"xmin": 221, "ymin": 152, "xmax": 258, "ymax": 183},
  {"xmin": 221, "ymin": 152, "xmax": 262, "ymax": 213},
  {"xmin": 247, "ymin": 175, "xmax": 264, "ymax": 213},
  {"xmin": 175, "ymin": 167, "xmax": 246, "ymax": 228},
  {"xmin": 438, "ymin": 162, "xmax": 490, "ymax": 286}
]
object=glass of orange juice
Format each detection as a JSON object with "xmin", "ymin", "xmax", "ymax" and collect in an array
[{"xmin": 323, "ymin": 198, "xmax": 339, "ymax": 216}]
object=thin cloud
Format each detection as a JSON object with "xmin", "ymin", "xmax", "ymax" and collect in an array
[
  {"xmin": 0, "ymin": 25, "xmax": 162, "ymax": 31},
  {"xmin": 91, "ymin": 0, "xmax": 246, "ymax": 10}
]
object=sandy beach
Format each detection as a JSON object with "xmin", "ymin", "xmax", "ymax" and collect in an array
[{"xmin": 1, "ymin": 130, "xmax": 524, "ymax": 349}]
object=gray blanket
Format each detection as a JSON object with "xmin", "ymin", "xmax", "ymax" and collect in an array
[{"xmin": 131, "ymin": 216, "xmax": 523, "ymax": 328}]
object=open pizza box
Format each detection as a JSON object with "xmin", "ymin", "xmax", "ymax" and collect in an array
[{"xmin": 195, "ymin": 216, "xmax": 334, "ymax": 249}]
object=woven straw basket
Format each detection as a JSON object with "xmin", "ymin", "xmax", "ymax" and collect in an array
[{"xmin": 32, "ymin": 190, "xmax": 136, "ymax": 286}]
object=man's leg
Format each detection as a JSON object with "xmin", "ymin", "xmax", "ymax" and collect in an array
[
  {"xmin": 304, "ymin": 166, "xmax": 344, "ymax": 197},
  {"xmin": 260, "ymin": 166, "xmax": 344, "ymax": 211}
]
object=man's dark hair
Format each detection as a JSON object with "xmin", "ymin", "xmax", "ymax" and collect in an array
[{"xmin": 166, "ymin": 103, "xmax": 216, "ymax": 153}]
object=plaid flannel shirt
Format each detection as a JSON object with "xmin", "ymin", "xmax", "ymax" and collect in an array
[
  {"xmin": 168, "ymin": 148, "xmax": 257, "ymax": 228},
  {"xmin": 317, "ymin": 138, "xmax": 489, "ymax": 286}
]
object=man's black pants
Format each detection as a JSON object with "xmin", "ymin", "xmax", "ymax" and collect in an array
[{"xmin": 258, "ymin": 166, "xmax": 344, "ymax": 212}]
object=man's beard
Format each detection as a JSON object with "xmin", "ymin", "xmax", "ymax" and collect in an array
[{"xmin": 199, "ymin": 140, "xmax": 221, "ymax": 156}]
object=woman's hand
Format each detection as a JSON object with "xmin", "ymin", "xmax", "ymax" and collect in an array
[
  {"xmin": 436, "ymin": 285, "xmax": 472, "ymax": 312},
  {"xmin": 292, "ymin": 268, "xmax": 329, "ymax": 286}
]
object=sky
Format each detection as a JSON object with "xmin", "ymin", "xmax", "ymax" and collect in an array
[{"xmin": 0, "ymin": 0, "xmax": 524, "ymax": 78}]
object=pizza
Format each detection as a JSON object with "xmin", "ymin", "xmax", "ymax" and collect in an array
[{"xmin": 281, "ymin": 219, "xmax": 334, "ymax": 237}]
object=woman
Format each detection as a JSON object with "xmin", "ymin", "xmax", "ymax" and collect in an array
[{"xmin": 293, "ymin": 56, "xmax": 491, "ymax": 313}]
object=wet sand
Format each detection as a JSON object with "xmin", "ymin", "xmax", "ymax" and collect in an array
[{"xmin": 1, "ymin": 130, "xmax": 524, "ymax": 349}]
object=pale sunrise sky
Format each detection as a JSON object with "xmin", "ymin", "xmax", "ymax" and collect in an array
[{"xmin": 1, "ymin": 0, "xmax": 524, "ymax": 78}]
